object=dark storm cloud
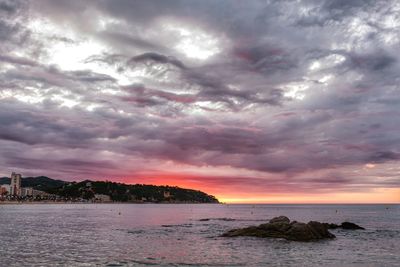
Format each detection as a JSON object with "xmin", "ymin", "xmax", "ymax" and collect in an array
[
  {"xmin": 0, "ymin": 0, "xmax": 29, "ymax": 48},
  {"xmin": 0, "ymin": 54, "xmax": 38, "ymax": 66},
  {"xmin": 4, "ymin": 152, "xmax": 117, "ymax": 177},
  {"xmin": 120, "ymin": 79, "xmax": 284, "ymax": 110},
  {"xmin": 0, "ymin": 1, "xmax": 20, "ymax": 14},
  {"xmin": 128, "ymin": 52, "xmax": 187, "ymax": 70},
  {"xmin": 67, "ymin": 70, "xmax": 117, "ymax": 83},
  {"xmin": 369, "ymin": 151, "xmax": 400, "ymax": 163},
  {"xmin": 0, "ymin": 0, "xmax": 399, "ymax": 196},
  {"xmin": 232, "ymin": 44, "xmax": 298, "ymax": 74},
  {"xmin": 121, "ymin": 83, "xmax": 196, "ymax": 105},
  {"xmin": 0, "ymin": 101, "xmax": 98, "ymax": 147}
]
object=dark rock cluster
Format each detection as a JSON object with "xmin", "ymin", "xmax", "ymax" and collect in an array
[
  {"xmin": 324, "ymin": 221, "xmax": 365, "ymax": 230},
  {"xmin": 222, "ymin": 216, "xmax": 364, "ymax": 242}
]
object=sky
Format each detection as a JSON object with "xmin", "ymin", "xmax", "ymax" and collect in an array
[{"xmin": 0, "ymin": 0, "xmax": 399, "ymax": 203}]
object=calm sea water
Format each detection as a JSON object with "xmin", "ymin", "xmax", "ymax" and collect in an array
[{"xmin": 0, "ymin": 204, "xmax": 399, "ymax": 266}]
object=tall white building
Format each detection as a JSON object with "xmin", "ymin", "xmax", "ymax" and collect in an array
[{"xmin": 10, "ymin": 172, "xmax": 22, "ymax": 196}]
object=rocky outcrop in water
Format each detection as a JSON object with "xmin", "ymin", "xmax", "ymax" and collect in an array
[
  {"xmin": 222, "ymin": 216, "xmax": 365, "ymax": 242},
  {"xmin": 324, "ymin": 221, "xmax": 365, "ymax": 230}
]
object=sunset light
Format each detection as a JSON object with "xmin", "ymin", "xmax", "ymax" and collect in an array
[
  {"xmin": 1, "ymin": 1, "xmax": 400, "ymax": 266},
  {"xmin": 0, "ymin": 0, "xmax": 399, "ymax": 205}
]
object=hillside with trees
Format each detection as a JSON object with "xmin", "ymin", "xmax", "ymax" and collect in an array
[{"xmin": 0, "ymin": 177, "xmax": 219, "ymax": 203}]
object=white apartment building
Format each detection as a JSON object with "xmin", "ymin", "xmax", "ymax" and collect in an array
[{"xmin": 10, "ymin": 172, "xmax": 22, "ymax": 196}]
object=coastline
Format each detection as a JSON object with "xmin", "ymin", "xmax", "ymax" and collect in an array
[
  {"xmin": 1, "ymin": 201, "xmax": 396, "ymax": 205},
  {"xmin": 0, "ymin": 201, "xmax": 221, "ymax": 205}
]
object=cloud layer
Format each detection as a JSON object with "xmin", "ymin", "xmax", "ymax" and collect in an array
[{"xmin": 0, "ymin": 0, "xmax": 399, "ymax": 202}]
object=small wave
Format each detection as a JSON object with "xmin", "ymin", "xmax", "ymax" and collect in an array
[
  {"xmin": 127, "ymin": 230, "xmax": 146, "ymax": 234},
  {"xmin": 198, "ymin": 218, "xmax": 267, "ymax": 222},
  {"xmin": 198, "ymin": 218, "xmax": 236, "ymax": 222},
  {"xmin": 106, "ymin": 263, "xmax": 125, "ymax": 267},
  {"xmin": 374, "ymin": 229, "xmax": 400, "ymax": 238},
  {"xmin": 169, "ymin": 262, "xmax": 244, "ymax": 267},
  {"xmin": 161, "ymin": 223, "xmax": 193, "ymax": 228},
  {"xmin": 128, "ymin": 259, "xmax": 160, "ymax": 266}
]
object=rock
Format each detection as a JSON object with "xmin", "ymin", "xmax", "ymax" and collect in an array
[
  {"xmin": 323, "ymin": 223, "xmax": 340, "ymax": 229},
  {"xmin": 284, "ymin": 222, "xmax": 315, "ymax": 241},
  {"xmin": 323, "ymin": 222, "xmax": 365, "ymax": 230},
  {"xmin": 269, "ymin": 216, "xmax": 290, "ymax": 224},
  {"xmin": 222, "ymin": 216, "xmax": 336, "ymax": 242},
  {"xmin": 340, "ymin": 222, "xmax": 365, "ymax": 230},
  {"xmin": 307, "ymin": 221, "xmax": 336, "ymax": 239}
]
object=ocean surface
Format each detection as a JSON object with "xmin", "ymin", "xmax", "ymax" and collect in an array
[{"xmin": 0, "ymin": 204, "xmax": 399, "ymax": 266}]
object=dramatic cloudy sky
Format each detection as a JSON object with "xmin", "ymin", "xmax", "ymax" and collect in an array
[{"xmin": 1, "ymin": 0, "xmax": 399, "ymax": 202}]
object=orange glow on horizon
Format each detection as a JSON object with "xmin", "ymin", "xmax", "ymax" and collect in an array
[
  {"xmin": 119, "ymin": 174, "xmax": 400, "ymax": 204},
  {"xmin": 218, "ymin": 188, "xmax": 400, "ymax": 204}
]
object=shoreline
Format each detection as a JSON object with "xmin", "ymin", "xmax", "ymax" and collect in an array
[
  {"xmin": 0, "ymin": 201, "xmax": 221, "ymax": 205},
  {"xmin": 1, "ymin": 201, "xmax": 397, "ymax": 205}
]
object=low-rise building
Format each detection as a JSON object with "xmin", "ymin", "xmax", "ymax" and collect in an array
[
  {"xmin": 0, "ymin": 186, "xmax": 8, "ymax": 195},
  {"xmin": 21, "ymin": 187, "xmax": 34, "ymax": 197},
  {"xmin": 31, "ymin": 189, "xmax": 50, "ymax": 197},
  {"xmin": 0, "ymin": 184, "xmax": 10, "ymax": 195},
  {"xmin": 163, "ymin": 191, "xmax": 171, "ymax": 198},
  {"xmin": 94, "ymin": 194, "xmax": 111, "ymax": 202}
]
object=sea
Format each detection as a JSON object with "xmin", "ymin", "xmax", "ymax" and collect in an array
[{"xmin": 0, "ymin": 204, "xmax": 399, "ymax": 266}]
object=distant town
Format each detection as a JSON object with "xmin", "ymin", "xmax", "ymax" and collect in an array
[
  {"xmin": 0, "ymin": 172, "xmax": 57, "ymax": 202},
  {"xmin": 0, "ymin": 172, "xmax": 113, "ymax": 203},
  {"xmin": 0, "ymin": 172, "xmax": 219, "ymax": 204}
]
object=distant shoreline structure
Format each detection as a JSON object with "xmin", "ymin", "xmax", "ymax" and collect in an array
[{"xmin": 0, "ymin": 172, "xmax": 219, "ymax": 204}]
